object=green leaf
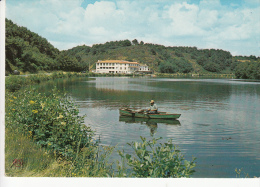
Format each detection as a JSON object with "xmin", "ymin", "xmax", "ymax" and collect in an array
[{"xmin": 126, "ymin": 154, "xmax": 131, "ymax": 160}]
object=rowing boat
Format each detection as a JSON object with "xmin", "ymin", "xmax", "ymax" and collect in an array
[
  {"xmin": 119, "ymin": 116, "xmax": 181, "ymax": 125},
  {"xmin": 119, "ymin": 108, "xmax": 181, "ymax": 119}
]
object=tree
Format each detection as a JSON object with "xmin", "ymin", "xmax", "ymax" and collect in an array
[
  {"xmin": 55, "ymin": 53, "xmax": 83, "ymax": 71},
  {"xmin": 122, "ymin": 40, "xmax": 132, "ymax": 47},
  {"xmin": 159, "ymin": 61, "xmax": 178, "ymax": 73},
  {"xmin": 230, "ymin": 61, "xmax": 240, "ymax": 71},
  {"xmin": 203, "ymin": 62, "xmax": 220, "ymax": 72},
  {"xmin": 5, "ymin": 18, "xmax": 59, "ymax": 73},
  {"xmin": 132, "ymin": 39, "xmax": 139, "ymax": 45},
  {"xmin": 196, "ymin": 56, "xmax": 207, "ymax": 66},
  {"xmin": 245, "ymin": 62, "xmax": 260, "ymax": 79},
  {"xmin": 176, "ymin": 59, "xmax": 193, "ymax": 73},
  {"xmin": 235, "ymin": 62, "xmax": 249, "ymax": 79},
  {"xmin": 151, "ymin": 48, "xmax": 156, "ymax": 55}
]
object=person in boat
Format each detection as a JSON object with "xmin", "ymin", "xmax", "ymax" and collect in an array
[{"xmin": 147, "ymin": 100, "xmax": 158, "ymax": 114}]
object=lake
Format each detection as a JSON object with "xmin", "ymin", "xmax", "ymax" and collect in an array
[{"xmin": 37, "ymin": 76, "xmax": 260, "ymax": 178}]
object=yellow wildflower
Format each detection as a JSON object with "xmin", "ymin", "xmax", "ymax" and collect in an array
[
  {"xmin": 32, "ymin": 110, "xmax": 38, "ymax": 113},
  {"xmin": 57, "ymin": 114, "xmax": 64, "ymax": 119},
  {"xmin": 9, "ymin": 100, "xmax": 13, "ymax": 102},
  {"xmin": 13, "ymin": 97, "xmax": 17, "ymax": 99},
  {"xmin": 12, "ymin": 109, "xmax": 15, "ymax": 111},
  {"xmin": 29, "ymin": 100, "xmax": 35, "ymax": 104},
  {"xmin": 61, "ymin": 122, "xmax": 66, "ymax": 125},
  {"xmin": 40, "ymin": 102, "xmax": 45, "ymax": 109},
  {"xmin": 48, "ymin": 142, "xmax": 52, "ymax": 146}
]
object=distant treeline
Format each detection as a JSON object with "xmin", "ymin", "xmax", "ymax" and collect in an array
[{"xmin": 5, "ymin": 18, "xmax": 260, "ymax": 79}]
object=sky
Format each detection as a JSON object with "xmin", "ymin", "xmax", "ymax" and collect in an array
[{"xmin": 5, "ymin": 0, "xmax": 260, "ymax": 56}]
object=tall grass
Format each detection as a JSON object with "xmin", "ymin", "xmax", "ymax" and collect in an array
[{"xmin": 5, "ymin": 128, "xmax": 56, "ymax": 177}]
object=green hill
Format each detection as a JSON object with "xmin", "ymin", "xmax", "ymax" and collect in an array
[
  {"xmin": 5, "ymin": 19, "xmax": 260, "ymax": 79},
  {"xmin": 64, "ymin": 40, "xmax": 233, "ymax": 73},
  {"xmin": 5, "ymin": 19, "xmax": 86, "ymax": 74},
  {"xmin": 65, "ymin": 39, "xmax": 260, "ymax": 78}
]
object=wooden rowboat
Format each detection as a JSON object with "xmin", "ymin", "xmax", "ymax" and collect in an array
[
  {"xmin": 119, "ymin": 116, "xmax": 181, "ymax": 125},
  {"xmin": 119, "ymin": 108, "xmax": 181, "ymax": 119}
]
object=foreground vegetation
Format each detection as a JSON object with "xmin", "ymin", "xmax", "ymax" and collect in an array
[
  {"xmin": 6, "ymin": 18, "xmax": 260, "ymax": 79},
  {"xmin": 5, "ymin": 74, "xmax": 196, "ymax": 177}
]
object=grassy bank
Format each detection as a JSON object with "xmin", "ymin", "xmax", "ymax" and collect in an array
[{"xmin": 5, "ymin": 72, "xmax": 196, "ymax": 177}]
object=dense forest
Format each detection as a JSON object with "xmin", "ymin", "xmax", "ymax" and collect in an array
[
  {"xmin": 5, "ymin": 19, "xmax": 87, "ymax": 74},
  {"xmin": 5, "ymin": 18, "xmax": 260, "ymax": 79}
]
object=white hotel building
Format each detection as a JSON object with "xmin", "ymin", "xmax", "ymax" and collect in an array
[{"xmin": 96, "ymin": 60, "xmax": 140, "ymax": 74}]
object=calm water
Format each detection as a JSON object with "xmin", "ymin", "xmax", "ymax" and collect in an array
[{"xmin": 37, "ymin": 77, "xmax": 260, "ymax": 178}]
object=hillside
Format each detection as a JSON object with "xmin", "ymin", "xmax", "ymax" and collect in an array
[
  {"xmin": 64, "ymin": 40, "xmax": 260, "ymax": 78},
  {"xmin": 5, "ymin": 19, "xmax": 87, "ymax": 74},
  {"xmin": 5, "ymin": 19, "xmax": 260, "ymax": 79}
]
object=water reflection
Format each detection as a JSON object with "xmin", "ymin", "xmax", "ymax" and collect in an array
[{"xmin": 119, "ymin": 116, "xmax": 180, "ymax": 136}]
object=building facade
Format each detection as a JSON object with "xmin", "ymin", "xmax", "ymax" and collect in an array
[
  {"xmin": 96, "ymin": 60, "xmax": 140, "ymax": 74},
  {"xmin": 139, "ymin": 64, "xmax": 151, "ymax": 72}
]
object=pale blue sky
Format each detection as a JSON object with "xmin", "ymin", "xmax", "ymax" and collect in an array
[{"xmin": 6, "ymin": 0, "xmax": 260, "ymax": 56}]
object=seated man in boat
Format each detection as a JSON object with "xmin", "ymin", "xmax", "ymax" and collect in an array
[{"xmin": 147, "ymin": 100, "xmax": 158, "ymax": 114}]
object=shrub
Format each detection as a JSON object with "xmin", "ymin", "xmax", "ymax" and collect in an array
[
  {"xmin": 118, "ymin": 136, "xmax": 196, "ymax": 178},
  {"xmin": 6, "ymin": 88, "xmax": 96, "ymax": 158},
  {"xmin": 5, "ymin": 75, "xmax": 27, "ymax": 92}
]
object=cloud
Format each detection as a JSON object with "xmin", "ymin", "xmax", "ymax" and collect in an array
[
  {"xmin": 6, "ymin": 0, "xmax": 260, "ymax": 56},
  {"xmin": 207, "ymin": 7, "xmax": 260, "ymax": 41},
  {"xmin": 161, "ymin": 2, "xmax": 205, "ymax": 36},
  {"xmin": 199, "ymin": 0, "xmax": 221, "ymax": 9},
  {"xmin": 243, "ymin": 0, "xmax": 260, "ymax": 6}
]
